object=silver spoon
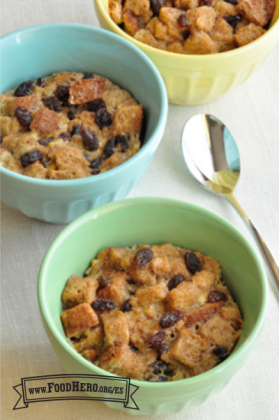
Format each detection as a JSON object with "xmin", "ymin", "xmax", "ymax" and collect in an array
[{"xmin": 181, "ymin": 114, "xmax": 279, "ymax": 294}]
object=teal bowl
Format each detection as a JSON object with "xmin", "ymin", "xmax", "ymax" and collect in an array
[
  {"xmin": 38, "ymin": 197, "xmax": 267, "ymax": 416},
  {"xmin": 0, "ymin": 24, "xmax": 167, "ymax": 223}
]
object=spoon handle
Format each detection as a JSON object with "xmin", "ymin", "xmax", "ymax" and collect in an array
[{"xmin": 226, "ymin": 193, "xmax": 279, "ymax": 294}]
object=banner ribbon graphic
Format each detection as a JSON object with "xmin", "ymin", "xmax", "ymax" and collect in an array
[{"xmin": 13, "ymin": 374, "xmax": 139, "ymax": 410}]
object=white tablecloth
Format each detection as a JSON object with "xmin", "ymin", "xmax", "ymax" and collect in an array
[{"xmin": 1, "ymin": 1, "xmax": 279, "ymax": 419}]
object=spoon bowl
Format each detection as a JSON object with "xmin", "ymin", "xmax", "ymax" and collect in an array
[{"xmin": 181, "ymin": 114, "xmax": 279, "ymax": 295}]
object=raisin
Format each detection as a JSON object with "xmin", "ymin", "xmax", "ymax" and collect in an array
[
  {"xmin": 213, "ymin": 346, "xmax": 228, "ymax": 357},
  {"xmin": 122, "ymin": 299, "xmax": 132, "ymax": 312},
  {"xmin": 97, "ymin": 275, "xmax": 111, "ymax": 288},
  {"xmin": 20, "ymin": 149, "xmax": 44, "ymax": 168},
  {"xmin": 199, "ymin": 0, "xmax": 213, "ymax": 5},
  {"xmin": 103, "ymin": 138, "xmax": 116, "ymax": 159},
  {"xmin": 149, "ymin": 331, "xmax": 166, "ymax": 347},
  {"xmin": 183, "ymin": 31, "xmax": 190, "ymax": 40},
  {"xmin": 95, "ymin": 108, "xmax": 112, "ymax": 129},
  {"xmin": 83, "ymin": 73, "xmax": 95, "ymax": 79},
  {"xmin": 67, "ymin": 107, "xmax": 77, "ymax": 120},
  {"xmin": 0, "ymin": 134, "xmax": 3, "ymax": 144},
  {"xmin": 158, "ymin": 343, "xmax": 169, "ymax": 354},
  {"xmin": 157, "ymin": 376, "xmax": 168, "ymax": 382},
  {"xmin": 177, "ymin": 14, "xmax": 187, "ymax": 28},
  {"xmin": 14, "ymin": 81, "xmax": 34, "ymax": 97},
  {"xmin": 127, "ymin": 279, "xmax": 136, "ymax": 285},
  {"xmin": 184, "ymin": 252, "xmax": 202, "ymax": 274},
  {"xmin": 134, "ymin": 248, "xmax": 153, "ymax": 269},
  {"xmin": 87, "ymin": 99, "xmax": 106, "ymax": 112},
  {"xmin": 38, "ymin": 137, "xmax": 53, "ymax": 146},
  {"xmin": 15, "ymin": 107, "xmax": 33, "ymax": 126},
  {"xmin": 168, "ymin": 274, "xmax": 185, "ymax": 291},
  {"xmin": 59, "ymin": 132, "xmax": 71, "ymax": 141},
  {"xmin": 37, "ymin": 77, "xmax": 45, "ymax": 87},
  {"xmin": 43, "ymin": 96, "xmax": 62, "ymax": 112},
  {"xmin": 81, "ymin": 126, "xmax": 99, "ymax": 151},
  {"xmin": 208, "ymin": 290, "xmax": 228, "ymax": 303},
  {"xmin": 92, "ymin": 299, "xmax": 116, "ymax": 311},
  {"xmin": 224, "ymin": 0, "xmax": 238, "ymax": 4},
  {"xmin": 224, "ymin": 15, "xmax": 242, "ymax": 29},
  {"xmin": 148, "ymin": 360, "xmax": 168, "ymax": 375},
  {"xmin": 115, "ymin": 135, "xmax": 130, "ymax": 152},
  {"xmin": 159, "ymin": 310, "xmax": 184, "ymax": 328},
  {"xmin": 150, "ymin": 0, "xmax": 165, "ymax": 15},
  {"xmin": 164, "ymin": 368, "xmax": 174, "ymax": 376},
  {"xmin": 89, "ymin": 157, "xmax": 103, "ymax": 174},
  {"xmin": 129, "ymin": 344, "xmax": 140, "ymax": 354},
  {"xmin": 55, "ymin": 85, "xmax": 70, "ymax": 104},
  {"xmin": 71, "ymin": 125, "xmax": 81, "ymax": 136}
]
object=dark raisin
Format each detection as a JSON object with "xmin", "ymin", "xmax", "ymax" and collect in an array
[
  {"xmin": 168, "ymin": 274, "xmax": 185, "ymax": 291},
  {"xmin": 183, "ymin": 31, "xmax": 190, "ymax": 40},
  {"xmin": 87, "ymin": 99, "xmax": 106, "ymax": 112},
  {"xmin": 37, "ymin": 77, "xmax": 45, "ymax": 87},
  {"xmin": 134, "ymin": 248, "xmax": 153, "ymax": 269},
  {"xmin": 223, "ymin": 15, "xmax": 242, "ymax": 29},
  {"xmin": 199, "ymin": 0, "xmax": 213, "ymax": 5},
  {"xmin": 38, "ymin": 137, "xmax": 53, "ymax": 146},
  {"xmin": 98, "ymin": 275, "xmax": 111, "ymax": 288},
  {"xmin": 0, "ymin": 134, "xmax": 3, "ymax": 144},
  {"xmin": 15, "ymin": 107, "xmax": 33, "ymax": 126},
  {"xmin": 157, "ymin": 376, "xmax": 168, "ymax": 382},
  {"xmin": 122, "ymin": 299, "xmax": 132, "ymax": 312},
  {"xmin": 103, "ymin": 138, "xmax": 116, "ymax": 159},
  {"xmin": 83, "ymin": 73, "xmax": 95, "ymax": 79},
  {"xmin": 20, "ymin": 149, "xmax": 45, "ymax": 168},
  {"xmin": 14, "ymin": 81, "xmax": 34, "ymax": 97},
  {"xmin": 164, "ymin": 368, "xmax": 174, "ymax": 376},
  {"xmin": 224, "ymin": 0, "xmax": 238, "ymax": 4},
  {"xmin": 149, "ymin": 331, "xmax": 166, "ymax": 347},
  {"xmin": 70, "ymin": 337, "xmax": 80, "ymax": 343},
  {"xmin": 43, "ymin": 96, "xmax": 62, "ymax": 112},
  {"xmin": 177, "ymin": 14, "xmax": 187, "ymax": 28},
  {"xmin": 158, "ymin": 343, "xmax": 169, "ymax": 354},
  {"xmin": 92, "ymin": 299, "xmax": 116, "ymax": 311},
  {"xmin": 149, "ymin": 360, "xmax": 168, "ymax": 375},
  {"xmin": 89, "ymin": 157, "xmax": 103, "ymax": 174},
  {"xmin": 95, "ymin": 108, "xmax": 112, "ymax": 129},
  {"xmin": 184, "ymin": 252, "xmax": 202, "ymax": 274},
  {"xmin": 159, "ymin": 310, "xmax": 184, "ymax": 328},
  {"xmin": 81, "ymin": 126, "xmax": 99, "ymax": 151},
  {"xmin": 127, "ymin": 279, "xmax": 136, "ymax": 285},
  {"xmin": 71, "ymin": 125, "xmax": 81, "ymax": 136},
  {"xmin": 208, "ymin": 290, "xmax": 228, "ymax": 303},
  {"xmin": 129, "ymin": 344, "xmax": 140, "ymax": 354},
  {"xmin": 55, "ymin": 85, "xmax": 70, "ymax": 104},
  {"xmin": 59, "ymin": 132, "xmax": 71, "ymax": 141},
  {"xmin": 67, "ymin": 107, "xmax": 77, "ymax": 120},
  {"xmin": 150, "ymin": 0, "xmax": 165, "ymax": 15},
  {"xmin": 115, "ymin": 135, "xmax": 130, "ymax": 152},
  {"xmin": 213, "ymin": 346, "xmax": 228, "ymax": 358}
]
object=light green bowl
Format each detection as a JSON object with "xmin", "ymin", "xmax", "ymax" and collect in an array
[{"xmin": 38, "ymin": 198, "xmax": 267, "ymax": 416}]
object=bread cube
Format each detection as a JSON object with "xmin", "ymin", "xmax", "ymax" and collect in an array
[
  {"xmin": 14, "ymin": 96, "xmax": 41, "ymax": 114},
  {"xmin": 23, "ymin": 161, "xmax": 48, "ymax": 179},
  {"xmin": 184, "ymin": 31, "xmax": 217, "ymax": 54},
  {"xmin": 236, "ymin": 0, "xmax": 272, "ymax": 27},
  {"xmin": 123, "ymin": 0, "xmax": 152, "ymax": 23},
  {"xmin": 61, "ymin": 303, "xmax": 99, "ymax": 338},
  {"xmin": 167, "ymin": 281, "xmax": 201, "ymax": 311},
  {"xmin": 62, "ymin": 275, "xmax": 99, "ymax": 309},
  {"xmin": 112, "ymin": 104, "xmax": 143, "ymax": 136},
  {"xmin": 234, "ymin": 23, "xmax": 266, "ymax": 47},
  {"xmin": 159, "ymin": 7, "xmax": 188, "ymax": 41},
  {"xmin": 0, "ymin": 148, "xmax": 21, "ymax": 173},
  {"xmin": 184, "ymin": 302, "xmax": 223, "ymax": 327},
  {"xmin": 98, "ymin": 343, "xmax": 145, "ymax": 380},
  {"xmin": 30, "ymin": 108, "xmax": 60, "ymax": 135},
  {"xmin": 81, "ymin": 349, "xmax": 98, "ymax": 362},
  {"xmin": 123, "ymin": 10, "xmax": 142, "ymax": 36},
  {"xmin": 102, "ymin": 310, "xmax": 129, "ymax": 346},
  {"xmin": 97, "ymin": 272, "xmax": 129, "ymax": 306},
  {"xmin": 109, "ymin": 0, "xmax": 123, "ymax": 24},
  {"xmin": 69, "ymin": 78, "xmax": 106, "ymax": 105},
  {"xmin": 131, "ymin": 282, "xmax": 168, "ymax": 308},
  {"xmin": 186, "ymin": 6, "xmax": 217, "ymax": 33},
  {"xmin": 162, "ymin": 327, "xmax": 209, "ymax": 368},
  {"xmin": 191, "ymin": 270, "xmax": 216, "ymax": 291},
  {"xmin": 73, "ymin": 325, "xmax": 104, "ymax": 352},
  {"xmin": 174, "ymin": 0, "xmax": 199, "ymax": 9}
]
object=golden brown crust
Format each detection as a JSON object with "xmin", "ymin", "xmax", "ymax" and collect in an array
[
  {"xmin": 61, "ymin": 303, "xmax": 99, "ymax": 338},
  {"xmin": 69, "ymin": 78, "xmax": 106, "ymax": 105},
  {"xmin": 30, "ymin": 108, "xmax": 60, "ymax": 135}
]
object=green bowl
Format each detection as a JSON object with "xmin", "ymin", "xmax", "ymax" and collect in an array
[{"xmin": 38, "ymin": 197, "xmax": 267, "ymax": 416}]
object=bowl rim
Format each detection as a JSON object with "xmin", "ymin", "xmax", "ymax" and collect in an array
[
  {"xmin": 0, "ymin": 23, "xmax": 168, "ymax": 186},
  {"xmin": 38, "ymin": 197, "xmax": 268, "ymax": 388},
  {"xmin": 95, "ymin": 0, "xmax": 279, "ymax": 60}
]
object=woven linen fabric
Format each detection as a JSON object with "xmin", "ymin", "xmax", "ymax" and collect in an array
[{"xmin": 1, "ymin": 1, "xmax": 279, "ymax": 419}]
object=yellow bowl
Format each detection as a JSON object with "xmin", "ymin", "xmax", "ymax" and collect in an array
[{"xmin": 94, "ymin": 0, "xmax": 279, "ymax": 105}]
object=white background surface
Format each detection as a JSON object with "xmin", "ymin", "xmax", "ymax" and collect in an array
[{"xmin": 1, "ymin": 1, "xmax": 279, "ymax": 419}]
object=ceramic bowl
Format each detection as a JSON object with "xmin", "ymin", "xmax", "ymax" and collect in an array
[
  {"xmin": 94, "ymin": 0, "xmax": 279, "ymax": 105},
  {"xmin": 0, "ymin": 24, "xmax": 167, "ymax": 223},
  {"xmin": 38, "ymin": 197, "xmax": 267, "ymax": 416}
]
